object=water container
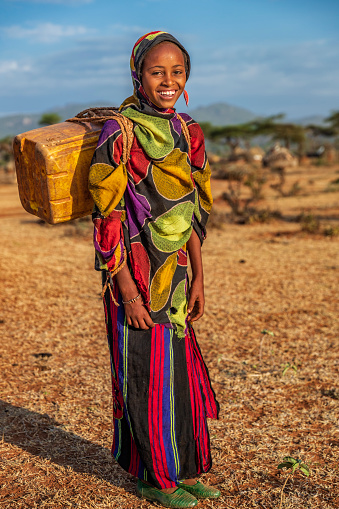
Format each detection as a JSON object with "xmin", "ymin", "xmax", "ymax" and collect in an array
[{"xmin": 13, "ymin": 121, "xmax": 101, "ymax": 224}]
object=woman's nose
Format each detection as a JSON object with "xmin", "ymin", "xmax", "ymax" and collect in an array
[{"xmin": 161, "ymin": 72, "xmax": 174, "ymax": 86}]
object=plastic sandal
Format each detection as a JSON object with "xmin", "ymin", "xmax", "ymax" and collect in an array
[
  {"xmin": 137, "ymin": 479, "xmax": 198, "ymax": 508},
  {"xmin": 178, "ymin": 480, "xmax": 221, "ymax": 499}
]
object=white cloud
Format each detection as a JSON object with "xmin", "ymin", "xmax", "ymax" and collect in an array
[
  {"xmin": 0, "ymin": 61, "xmax": 19, "ymax": 73},
  {"xmin": 0, "ymin": 60, "xmax": 31, "ymax": 73},
  {"xmin": 3, "ymin": 23, "xmax": 95, "ymax": 43}
]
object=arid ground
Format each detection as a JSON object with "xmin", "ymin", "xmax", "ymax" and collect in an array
[{"xmin": 1, "ymin": 163, "xmax": 338, "ymax": 508}]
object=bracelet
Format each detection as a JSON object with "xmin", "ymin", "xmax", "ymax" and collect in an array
[{"xmin": 122, "ymin": 293, "xmax": 141, "ymax": 305}]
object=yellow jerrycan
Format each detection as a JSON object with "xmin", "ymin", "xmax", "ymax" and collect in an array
[{"xmin": 13, "ymin": 108, "xmax": 134, "ymax": 224}]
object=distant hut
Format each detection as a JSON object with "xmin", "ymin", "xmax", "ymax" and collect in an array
[
  {"xmin": 263, "ymin": 143, "xmax": 297, "ymax": 171},
  {"xmin": 248, "ymin": 146, "xmax": 265, "ymax": 165},
  {"xmin": 207, "ymin": 152, "xmax": 221, "ymax": 164},
  {"xmin": 228, "ymin": 146, "xmax": 247, "ymax": 162}
]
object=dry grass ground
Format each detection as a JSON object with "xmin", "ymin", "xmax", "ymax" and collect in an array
[{"xmin": 0, "ymin": 164, "xmax": 338, "ymax": 508}]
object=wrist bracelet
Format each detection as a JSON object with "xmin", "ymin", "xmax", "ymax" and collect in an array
[{"xmin": 122, "ymin": 293, "xmax": 141, "ymax": 305}]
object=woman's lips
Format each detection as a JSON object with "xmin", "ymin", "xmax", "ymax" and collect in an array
[{"xmin": 157, "ymin": 90, "xmax": 176, "ymax": 99}]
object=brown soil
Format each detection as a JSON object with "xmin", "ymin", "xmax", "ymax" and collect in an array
[{"xmin": 1, "ymin": 164, "xmax": 338, "ymax": 508}]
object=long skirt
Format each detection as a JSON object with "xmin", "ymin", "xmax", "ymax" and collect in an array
[{"xmin": 103, "ymin": 283, "xmax": 219, "ymax": 489}]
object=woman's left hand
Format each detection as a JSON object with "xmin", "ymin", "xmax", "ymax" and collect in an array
[{"xmin": 187, "ymin": 278, "xmax": 205, "ymax": 322}]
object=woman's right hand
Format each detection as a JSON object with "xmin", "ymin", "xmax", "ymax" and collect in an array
[
  {"xmin": 124, "ymin": 298, "xmax": 155, "ymax": 330},
  {"xmin": 115, "ymin": 264, "xmax": 155, "ymax": 330}
]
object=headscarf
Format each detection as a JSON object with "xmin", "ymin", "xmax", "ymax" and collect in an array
[
  {"xmin": 119, "ymin": 31, "xmax": 191, "ymax": 114},
  {"xmin": 115, "ymin": 31, "xmax": 192, "ymax": 163}
]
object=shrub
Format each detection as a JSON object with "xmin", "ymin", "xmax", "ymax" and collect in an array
[
  {"xmin": 298, "ymin": 213, "xmax": 320, "ymax": 234},
  {"xmin": 324, "ymin": 225, "xmax": 339, "ymax": 237}
]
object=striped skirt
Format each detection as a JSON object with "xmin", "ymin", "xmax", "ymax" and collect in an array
[{"xmin": 103, "ymin": 284, "xmax": 219, "ymax": 489}]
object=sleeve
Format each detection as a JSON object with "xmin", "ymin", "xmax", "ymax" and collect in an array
[
  {"xmin": 187, "ymin": 120, "xmax": 213, "ymax": 244},
  {"xmin": 89, "ymin": 120, "xmax": 128, "ymax": 274}
]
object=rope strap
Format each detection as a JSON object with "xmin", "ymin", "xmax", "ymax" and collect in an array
[
  {"xmin": 66, "ymin": 107, "xmax": 134, "ymax": 164},
  {"xmin": 177, "ymin": 113, "xmax": 191, "ymax": 159}
]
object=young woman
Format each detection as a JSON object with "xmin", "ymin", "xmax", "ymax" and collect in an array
[{"xmin": 89, "ymin": 31, "xmax": 220, "ymax": 508}]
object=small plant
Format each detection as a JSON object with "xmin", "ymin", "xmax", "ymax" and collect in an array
[
  {"xmin": 245, "ymin": 208, "xmax": 282, "ymax": 225},
  {"xmin": 277, "ymin": 456, "xmax": 309, "ymax": 509},
  {"xmin": 219, "ymin": 165, "xmax": 268, "ymax": 220},
  {"xmin": 299, "ymin": 213, "xmax": 320, "ymax": 234},
  {"xmin": 261, "ymin": 329, "xmax": 274, "ymax": 336},
  {"xmin": 325, "ymin": 182, "xmax": 339, "ymax": 193},
  {"xmin": 287, "ymin": 180, "xmax": 302, "ymax": 197},
  {"xmin": 282, "ymin": 362, "xmax": 298, "ymax": 376},
  {"xmin": 324, "ymin": 225, "xmax": 339, "ymax": 237},
  {"xmin": 315, "ymin": 158, "xmax": 331, "ymax": 167}
]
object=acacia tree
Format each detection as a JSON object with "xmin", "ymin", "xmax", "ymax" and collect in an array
[
  {"xmin": 39, "ymin": 113, "xmax": 61, "ymax": 126},
  {"xmin": 205, "ymin": 122, "xmax": 257, "ymax": 156},
  {"xmin": 251, "ymin": 115, "xmax": 305, "ymax": 157},
  {"xmin": 202, "ymin": 114, "xmax": 306, "ymax": 157},
  {"xmin": 306, "ymin": 111, "xmax": 339, "ymax": 156},
  {"xmin": 325, "ymin": 111, "xmax": 339, "ymax": 133}
]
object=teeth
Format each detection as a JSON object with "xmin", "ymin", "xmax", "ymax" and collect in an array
[{"xmin": 159, "ymin": 91, "xmax": 175, "ymax": 96}]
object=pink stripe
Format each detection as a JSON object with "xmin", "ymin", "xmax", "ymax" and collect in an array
[
  {"xmin": 110, "ymin": 287, "xmax": 119, "ymax": 373},
  {"xmin": 106, "ymin": 283, "xmax": 124, "ymax": 419},
  {"xmin": 185, "ymin": 330, "xmax": 212, "ymax": 473},
  {"xmin": 156, "ymin": 330, "xmax": 171, "ymax": 483},
  {"xmin": 190, "ymin": 327, "xmax": 218, "ymax": 418},
  {"xmin": 148, "ymin": 326, "xmax": 173, "ymax": 488},
  {"xmin": 185, "ymin": 335, "xmax": 199, "ymax": 438},
  {"xmin": 148, "ymin": 327, "xmax": 164, "ymax": 487},
  {"xmin": 152, "ymin": 328, "xmax": 162, "ymax": 482}
]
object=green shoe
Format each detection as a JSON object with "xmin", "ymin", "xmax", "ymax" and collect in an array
[
  {"xmin": 178, "ymin": 481, "xmax": 221, "ymax": 499},
  {"xmin": 137, "ymin": 479, "xmax": 198, "ymax": 508}
]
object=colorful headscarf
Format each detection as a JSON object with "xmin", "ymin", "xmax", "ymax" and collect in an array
[{"xmin": 120, "ymin": 31, "xmax": 191, "ymax": 113}]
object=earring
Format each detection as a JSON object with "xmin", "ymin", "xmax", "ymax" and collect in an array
[{"xmin": 184, "ymin": 90, "xmax": 189, "ymax": 107}]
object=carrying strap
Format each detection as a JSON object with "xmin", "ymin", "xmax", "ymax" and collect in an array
[
  {"xmin": 67, "ymin": 107, "xmax": 191, "ymax": 162},
  {"xmin": 66, "ymin": 107, "xmax": 134, "ymax": 164},
  {"xmin": 177, "ymin": 113, "xmax": 191, "ymax": 160}
]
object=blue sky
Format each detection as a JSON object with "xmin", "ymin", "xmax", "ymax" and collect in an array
[{"xmin": 0, "ymin": 0, "xmax": 338, "ymax": 118}]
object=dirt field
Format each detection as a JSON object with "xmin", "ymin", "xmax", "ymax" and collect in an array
[{"xmin": 0, "ymin": 165, "xmax": 338, "ymax": 508}]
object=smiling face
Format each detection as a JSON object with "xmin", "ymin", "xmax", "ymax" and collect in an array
[{"xmin": 141, "ymin": 42, "xmax": 186, "ymax": 109}]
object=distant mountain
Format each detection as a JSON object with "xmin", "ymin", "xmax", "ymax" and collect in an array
[
  {"xmin": 188, "ymin": 102, "xmax": 259, "ymax": 126},
  {"xmin": 0, "ymin": 101, "xmax": 327, "ymax": 139},
  {"xmin": 290, "ymin": 115, "xmax": 325, "ymax": 126},
  {"xmin": 0, "ymin": 102, "xmax": 111, "ymax": 139},
  {"xmin": 0, "ymin": 113, "xmax": 40, "ymax": 139}
]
